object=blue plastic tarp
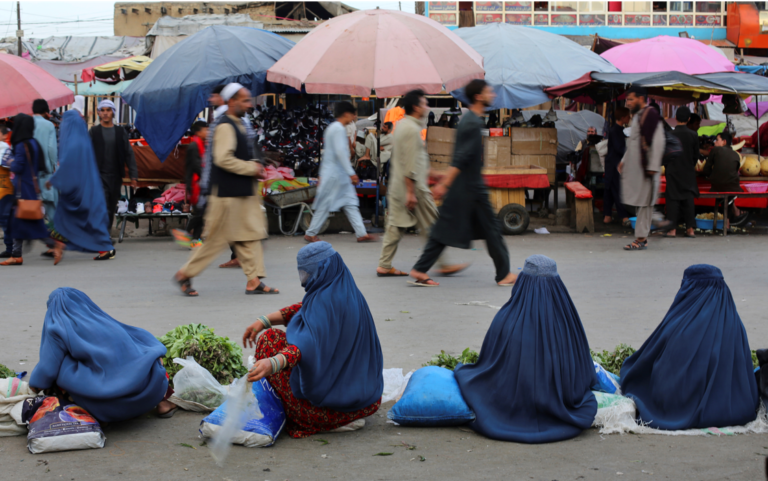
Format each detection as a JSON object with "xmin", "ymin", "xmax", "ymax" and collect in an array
[
  {"xmin": 450, "ymin": 24, "xmax": 619, "ymax": 109},
  {"xmin": 736, "ymin": 65, "xmax": 768, "ymax": 75},
  {"xmin": 122, "ymin": 26, "xmax": 295, "ymax": 162}
]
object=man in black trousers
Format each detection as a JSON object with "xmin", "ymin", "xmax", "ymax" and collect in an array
[
  {"xmin": 409, "ymin": 79, "xmax": 516, "ymax": 287},
  {"xmin": 664, "ymin": 106, "xmax": 699, "ymax": 238}
]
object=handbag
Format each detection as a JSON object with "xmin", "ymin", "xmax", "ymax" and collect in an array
[{"xmin": 15, "ymin": 143, "xmax": 44, "ymax": 221}]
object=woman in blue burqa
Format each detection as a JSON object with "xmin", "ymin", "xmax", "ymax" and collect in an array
[
  {"xmin": 454, "ymin": 255, "xmax": 598, "ymax": 443},
  {"xmin": 242, "ymin": 241, "xmax": 384, "ymax": 437},
  {"xmin": 29, "ymin": 288, "xmax": 178, "ymax": 422},
  {"xmin": 620, "ymin": 265, "xmax": 758, "ymax": 430},
  {"xmin": 46, "ymin": 110, "xmax": 114, "ymax": 265}
]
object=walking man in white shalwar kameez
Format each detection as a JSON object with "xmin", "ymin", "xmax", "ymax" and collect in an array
[{"xmin": 304, "ymin": 101, "xmax": 377, "ymax": 243}]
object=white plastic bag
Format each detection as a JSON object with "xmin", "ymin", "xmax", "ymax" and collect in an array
[
  {"xmin": 382, "ymin": 368, "xmax": 413, "ymax": 404},
  {"xmin": 168, "ymin": 357, "xmax": 227, "ymax": 412}
]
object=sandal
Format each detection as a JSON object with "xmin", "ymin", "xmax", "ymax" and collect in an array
[
  {"xmin": 246, "ymin": 282, "xmax": 280, "ymax": 295},
  {"xmin": 434, "ymin": 263, "xmax": 471, "ymax": 276},
  {"xmin": 621, "ymin": 219, "xmax": 632, "ymax": 228},
  {"xmin": 157, "ymin": 407, "xmax": 178, "ymax": 419},
  {"xmin": 377, "ymin": 268, "xmax": 408, "ymax": 277},
  {"xmin": 219, "ymin": 258, "xmax": 240, "ymax": 268},
  {"xmin": 407, "ymin": 278, "xmax": 439, "ymax": 287},
  {"xmin": 93, "ymin": 250, "xmax": 115, "ymax": 261},
  {"xmin": 623, "ymin": 240, "xmax": 648, "ymax": 251},
  {"xmin": 172, "ymin": 276, "xmax": 198, "ymax": 297}
]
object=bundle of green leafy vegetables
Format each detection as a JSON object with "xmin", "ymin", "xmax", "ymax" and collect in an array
[
  {"xmin": 590, "ymin": 344, "xmax": 636, "ymax": 376},
  {"xmin": 424, "ymin": 348, "xmax": 479, "ymax": 370},
  {"xmin": 158, "ymin": 324, "xmax": 247, "ymax": 387},
  {"xmin": 0, "ymin": 363, "xmax": 15, "ymax": 379}
]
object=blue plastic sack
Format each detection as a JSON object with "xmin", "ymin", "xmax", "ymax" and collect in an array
[
  {"xmin": 200, "ymin": 378, "xmax": 286, "ymax": 447},
  {"xmin": 592, "ymin": 361, "xmax": 621, "ymax": 394},
  {"xmin": 387, "ymin": 366, "xmax": 475, "ymax": 427}
]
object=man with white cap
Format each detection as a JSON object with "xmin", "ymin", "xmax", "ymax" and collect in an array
[
  {"xmin": 89, "ymin": 98, "xmax": 138, "ymax": 260},
  {"xmin": 173, "ymin": 83, "xmax": 278, "ymax": 297}
]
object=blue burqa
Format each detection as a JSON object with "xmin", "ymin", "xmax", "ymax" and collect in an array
[
  {"xmin": 29, "ymin": 288, "xmax": 168, "ymax": 423},
  {"xmin": 454, "ymin": 255, "xmax": 598, "ymax": 443},
  {"xmin": 286, "ymin": 242, "xmax": 383, "ymax": 412},
  {"xmin": 620, "ymin": 265, "xmax": 758, "ymax": 430},
  {"xmin": 49, "ymin": 111, "xmax": 113, "ymax": 253}
]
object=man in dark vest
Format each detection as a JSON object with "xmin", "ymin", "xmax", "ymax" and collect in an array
[
  {"xmin": 89, "ymin": 99, "xmax": 138, "ymax": 260},
  {"xmin": 173, "ymin": 83, "xmax": 278, "ymax": 297}
]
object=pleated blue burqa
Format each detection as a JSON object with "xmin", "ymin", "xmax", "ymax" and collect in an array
[
  {"xmin": 620, "ymin": 265, "xmax": 758, "ymax": 430},
  {"xmin": 29, "ymin": 288, "xmax": 168, "ymax": 423},
  {"xmin": 49, "ymin": 110, "xmax": 113, "ymax": 253},
  {"xmin": 286, "ymin": 242, "xmax": 383, "ymax": 412},
  {"xmin": 454, "ymin": 255, "xmax": 598, "ymax": 443}
]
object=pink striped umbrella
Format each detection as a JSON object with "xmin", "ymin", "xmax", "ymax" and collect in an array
[
  {"xmin": 0, "ymin": 53, "xmax": 74, "ymax": 118},
  {"xmin": 600, "ymin": 36, "xmax": 735, "ymax": 75},
  {"xmin": 266, "ymin": 9, "xmax": 484, "ymax": 97}
]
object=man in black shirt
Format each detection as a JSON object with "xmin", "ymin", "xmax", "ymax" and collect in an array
[
  {"xmin": 89, "ymin": 99, "xmax": 138, "ymax": 259},
  {"xmin": 665, "ymin": 107, "xmax": 699, "ymax": 238},
  {"xmin": 603, "ymin": 107, "xmax": 630, "ymax": 225}
]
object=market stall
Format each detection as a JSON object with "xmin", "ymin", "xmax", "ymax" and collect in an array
[{"xmin": 266, "ymin": 8, "xmax": 484, "ymax": 230}]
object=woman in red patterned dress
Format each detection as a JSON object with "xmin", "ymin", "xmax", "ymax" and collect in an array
[{"xmin": 242, "ymin": 242, "xmax": 383, "ymax": 438}]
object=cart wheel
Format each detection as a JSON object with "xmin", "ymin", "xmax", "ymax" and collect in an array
[
  {"xmin": 498, "ymin": 204, "xmax": 529, "ymax": 235},
  {"xmin": 299, "ymin": 210, "xmax": 330, "ymax": 235}
]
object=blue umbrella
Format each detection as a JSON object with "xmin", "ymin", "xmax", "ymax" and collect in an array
[
  {"xmin": 451, "ymin": 24, "xmax": 619, "ymax": 109},
  {"xmin": 122, "ymin": 26, "xmax": 295, "ymax": 162}
]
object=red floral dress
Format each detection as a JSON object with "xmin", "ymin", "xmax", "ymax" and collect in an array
[{"xmin": 254, "ymin": 303, "xmax": 381, "ymax": 438}]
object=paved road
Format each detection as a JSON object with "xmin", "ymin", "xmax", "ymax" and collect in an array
[{"xmin": 0, "ymin": 232, "xmax": 765, "ymax": 480}]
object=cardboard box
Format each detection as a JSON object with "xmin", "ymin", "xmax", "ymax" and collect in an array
[
  {"xmin": 510, "ymin": 154, "xmax": 556, "ymax": 183},
  {"xmin": 510, "ymin": 128, "xmax": 558, "ymax": 156},
  {"xmin": 427, "ymin": 127, "xmax": 455, "ymax": 157},
  {"xmin": 483, "ymin": 137, "xmax": 511, "ymax": 169},
  {"xmin": 429, "ymin": 154, "xmax": 452, "ymax": 171}
]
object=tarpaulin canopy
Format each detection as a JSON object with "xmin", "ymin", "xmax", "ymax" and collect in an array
[
  {"xmin": 450, "ymin": 24, "xmax": 618, "ymax": 109},
  {"xmin": 32, "ymin": 56, "xmax": 122, "ymax": 83},
  {"xmin": 544, "ymin": 71, "xmax": 735, "ymax": 104},
  {"xmin": 122, "ymin": 26, "xmax": 295, "ymax": 162},
  {"xmin": 146, "ymin": 13, "xmax": 264, "ymax": 37},
  {"xmin": 90, "ymin": 56, "xmax": 152, "ymax": 83},
  {"xmin": 0, "ymin": 54, "xmax": 74, "ymax": 118},
  {"xmin": 22, "ymin": 36, "xmax": 146, "ymax": 62},
  {"xmin": 266, "ymin": 9, "xmax": 484, "ymax": 97},
  {"xmin": 600, "ymin": 36, "xmax": 735, "ymax": 75},
  {"xmin": 64, "ymin": 79, "xmax": 134, "ymax": 96},
  {"xmin": 697, "ymin": 72, "xmax": 768, "ymax": 95}
]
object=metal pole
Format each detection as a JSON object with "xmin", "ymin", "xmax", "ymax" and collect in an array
[
  {"xmin": 73, "ymin": 74, "xmax": 78, "ymax": 95},
  {"xmin": 757, "ymin": 95, "xmax": 761, "ymax": 160},
  {"xmin": 16, "ymin": 2, "xmax": 22, "ymax": 57},
  {"xmin": 374, "ymin": 97, "xmax": 381, "ymax": 228}
]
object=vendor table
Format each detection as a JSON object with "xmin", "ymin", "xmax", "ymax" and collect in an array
[
  {"xmin": 659, "ymin": 191, "xmax": 768, "ymax": 237},
  {"xmin": 658, "ymin": 177, "xmax": 768, "ymax": 209},
  {"xmin": 484, "ymin": 166, "xmax": 550, "ymax": 235},
  {"xmin": 115, "ymin": 212, "xmax": 192, "ymax": 243}
]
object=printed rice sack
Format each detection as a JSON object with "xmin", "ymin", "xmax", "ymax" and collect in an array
[{"xmin": 24, "ymin": 396, "xmax": 105, "ymax": 454}]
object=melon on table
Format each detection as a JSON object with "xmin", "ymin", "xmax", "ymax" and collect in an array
[
  {"xmin": 761, "ymin": 158, "xmax": 768, "ymax": 177},
  {"xmin": 741, "ymin": 155, "xmax": 761, "ymax": 176}
]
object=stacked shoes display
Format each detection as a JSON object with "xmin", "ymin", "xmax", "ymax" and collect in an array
[{"xmin": 248, "ymin": 103, "xmax": 336, "ymax": 178}]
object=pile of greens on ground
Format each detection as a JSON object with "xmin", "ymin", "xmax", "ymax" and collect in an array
[
  {"xmin": 427, "ymin": 345, "xmax": 762, "ymax": 375},
  {"xmin": 424, "ymin": 348, "xmax": 479, "ymax": 370},
  {"xmin": 158, "ymin": 324, "xmax": 247, "ymax": 387},
  {"xmin": 590, "ymin": 344, "xmax": 636, "ymax": 376},
  {"xmin": 0, "ymin": 363, "xmax": 15, "ymax": 378}
]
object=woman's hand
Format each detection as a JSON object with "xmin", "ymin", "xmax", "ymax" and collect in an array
[
  {"xmin": 242, "ymin": 320, "xmax": 265, "ymax": 348},
  {"xmin": 247, "ymin": 359, "xmax": 272, "ymax": 382}
]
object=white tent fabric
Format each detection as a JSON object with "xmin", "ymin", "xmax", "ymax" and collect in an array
[
  {"xmin": 146, "ymin": 14, "xmax": 264, "ymax": 37},
  {"xmin": 22, "ymin": 36, "xmax": 146, "ymax": 62},
  {"xmin": 150, "ymin": 36, "xmax": 185, "ymax": 59}
]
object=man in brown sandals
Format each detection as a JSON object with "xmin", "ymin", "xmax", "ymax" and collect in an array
[
  {"xmin": 409, "ymin": 80, "xmax": 516, "ymax": 287},
  {"xmin": 376, "ymin": 89, "xmax": 468, "ymax": 278},
  {"xmin": 173, "ymin": 83, "xmax": 278, "ymax": 296},
  {"xmin": 619, "ymin": 85, "xmax": 664, "ymax": 251}
]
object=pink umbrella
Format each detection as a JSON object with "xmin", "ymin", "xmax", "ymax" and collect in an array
[
  {"xmin": 0, "ymin": 53, "xmax": 74, "ymax": 118},
  {"xmin": 600, "ymin": 36, "xmax": 734, "ymax": 75},
  {"xmin": 266, "ymin": 9, "xmax": 484, "ymax": 97}
]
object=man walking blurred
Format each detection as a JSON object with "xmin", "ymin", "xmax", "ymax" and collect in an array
[
  {"xmin": 174, "ymin": 83, "xmax": 278, "ymax": 296},
  {"xmin": 410, "ymin": 80, "xmax": 515, "ymax": 287}
]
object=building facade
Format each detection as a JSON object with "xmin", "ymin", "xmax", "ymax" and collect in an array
[{"xmin": 425, "ymin": 1, "xmax": 728, "ymax": 40}]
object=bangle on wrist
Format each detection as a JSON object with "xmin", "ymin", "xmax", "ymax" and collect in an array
[{"xmin": 258, "ymin": 315, "xmax": 272, "ymax": 329}]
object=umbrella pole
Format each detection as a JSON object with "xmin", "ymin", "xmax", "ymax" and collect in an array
[
  {"xmin": 757, "ymin": 95, "xmax": 761, "ymax": 159},
  {"xmin": 374, "ymin": 97, "xmax": 382, "ymax": 229}
]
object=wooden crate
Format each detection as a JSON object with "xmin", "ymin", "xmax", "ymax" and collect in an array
[{"xmin": 489, "ymin": 187, "xmax": 526, "ymax": 212}]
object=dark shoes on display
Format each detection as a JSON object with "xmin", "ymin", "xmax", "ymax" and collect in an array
[{"xmin": 93, "ymin": 250, "xmax": 116, "ymax": 261}]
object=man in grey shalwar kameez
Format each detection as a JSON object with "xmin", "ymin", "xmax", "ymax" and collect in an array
[
  {"xmin": 304, "ymin": 102, "xmax": 377, "ymax": 243},
  {"xmin": 620, "ymin": 86, "xmax": 664, "ymax": 251}
]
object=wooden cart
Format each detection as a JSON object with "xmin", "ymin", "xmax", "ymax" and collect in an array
[{"xmin": 484, "ymin": 165, "xmax": 550, "ymax": 235}]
